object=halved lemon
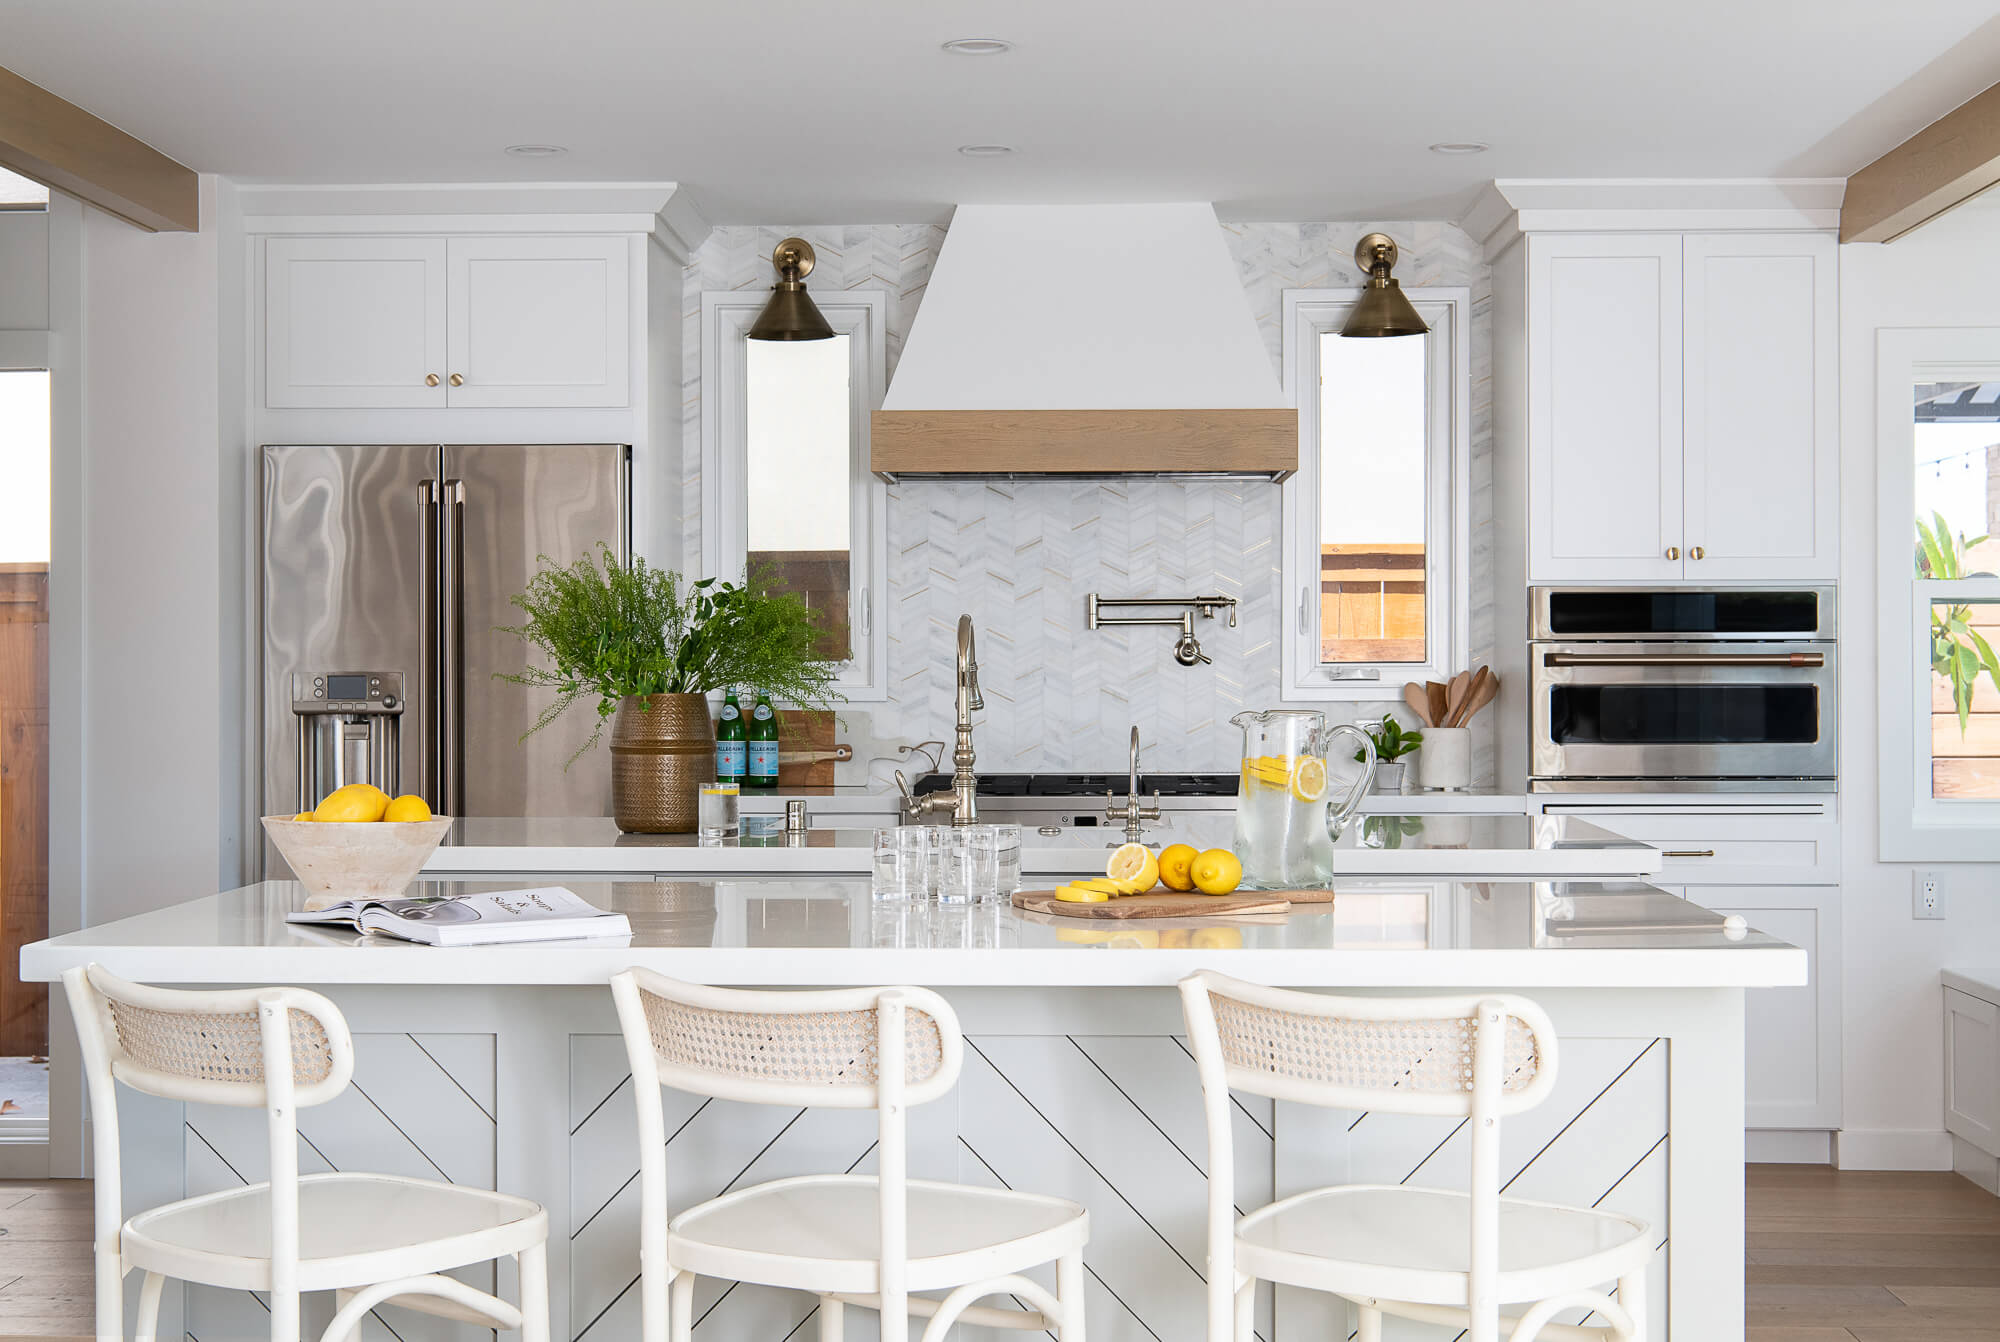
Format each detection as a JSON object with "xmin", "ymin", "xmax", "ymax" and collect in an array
[
  {"xmin": 1106, "ymin": 843, "xmax": 1161, "ymax": 895},
  {"xmin": 1290, "ymin": 756, "xmax": 1328, "ymax": 803}
]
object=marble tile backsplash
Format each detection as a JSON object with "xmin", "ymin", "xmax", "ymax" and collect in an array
[{"xmin": 682, "ymin": 220, "xmax": 1495, "ymax": 779}]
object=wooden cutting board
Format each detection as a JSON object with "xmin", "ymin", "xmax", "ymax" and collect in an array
[{"xmin": 1014, "ymin": 889, "xmax": 1301, "ymax": 919}]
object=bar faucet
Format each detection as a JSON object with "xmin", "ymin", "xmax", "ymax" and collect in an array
[
  {"xmin": 1105, "ymin": 726, "xmax": 1161, "ymax": 843},
  {"xmin": 898, "ymin": 613, "xmax": 983, "ymax": 825}
]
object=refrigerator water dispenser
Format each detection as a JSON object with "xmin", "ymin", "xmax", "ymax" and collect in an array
[{"xmin": 291, "ymin": 670, "xmax": 404, "ymax": 811}]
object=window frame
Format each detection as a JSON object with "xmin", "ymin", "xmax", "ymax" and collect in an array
[
  {"xmin": 1279, "ymin": 287, "xmax": 1470, "ymax": 700},
  {"xmin": 699, "ymin": 289, "xmax": 889, "ymax": 702},
  {"xmin": 1877, "ymin": 326, "xmax": 2000, "ymax": 860}
]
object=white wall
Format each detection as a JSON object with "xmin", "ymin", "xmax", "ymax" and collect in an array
[
  {"xmin": 77, "ymin": 183, "xmax": 222, "ymax": 927},
  {"xmin": 1837, "ymin": 201, "xmax": 2000, "ymax": 1169}
]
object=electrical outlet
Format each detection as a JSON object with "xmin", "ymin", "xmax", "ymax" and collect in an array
[{"xmin": 1914, "ymin": 870, "xmax": 1947, "ymax": 920}]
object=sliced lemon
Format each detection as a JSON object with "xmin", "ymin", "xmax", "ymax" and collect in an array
[
  {"xmin": 1106, "ymin": 843, "xmax": 1161, "ymax": 895},
  {"xmin": 1290, "ymin": 756, "xmax": 1328, "ymax": 803},
  {"xmin": 1068, "ymin": 878, "xmax": 1124, "ymax": 895},
  {"xmin": 1054, "ymin": 884, "xmax": 1111, "ymax": 903}
]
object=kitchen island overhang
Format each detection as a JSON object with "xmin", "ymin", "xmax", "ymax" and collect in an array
[{"xmin": 23, "ymin": 876, "xmax": 1794, "ymax": 1342}]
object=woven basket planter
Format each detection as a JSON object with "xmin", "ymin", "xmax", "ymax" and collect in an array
[{"xmin": 609, "ymin": 694, "xmax": 716, "ymax": 834}]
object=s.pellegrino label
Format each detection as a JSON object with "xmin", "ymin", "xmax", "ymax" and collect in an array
[
  {"xmin": 747, "ymin": 693, "xmax": 779, "ymax": 786},
  {"xmin": 716, "ymin": 690, "xmax": 746, "ymax": 782}
]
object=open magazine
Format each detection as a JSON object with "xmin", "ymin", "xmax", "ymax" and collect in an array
[{"xmin": 287, "ymin": 886, "xmax": 631, "ymax": 947}]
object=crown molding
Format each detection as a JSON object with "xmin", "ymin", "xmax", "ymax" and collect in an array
[
  {"xmin": 1459, "ymin": 178, "xmax": 1848, "ymax": 260},
  {"xmin": 233, "ymin": 180, "xmax": 711, "ymax": 253}
]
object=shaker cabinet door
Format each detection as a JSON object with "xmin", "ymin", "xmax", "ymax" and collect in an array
[
  {"xmin": 1527, "ymin": 234, "xmax": 1685, "ymax": 582},
  {"xmin": 445, "ymin": 236, "xmax": 631, "ymax": 408},
  {"xmin": 1681, "ymin": 233, "xmax": 1838, "ymax": 580},
  {"xmin": 265, "ymin": 237, "xmax": 448, "ymax": 408}
]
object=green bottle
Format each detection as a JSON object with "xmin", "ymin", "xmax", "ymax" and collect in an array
[
  {"xmin": 716, "ymin": 689, "xmax": 747, "ymax": 784},
  {"xmin": 746, "ymin": 691, "xmax": 780, "ymax": 790}
]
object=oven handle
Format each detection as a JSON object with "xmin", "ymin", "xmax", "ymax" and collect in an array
[{"xmin": 1541, "ymin": 652, "xmax": 1825, "ymax": 668}]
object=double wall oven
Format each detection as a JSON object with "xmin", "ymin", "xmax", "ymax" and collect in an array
[{"xmin": 1529, "ymin": 587, "xmax": 1836, "ymax": 792}]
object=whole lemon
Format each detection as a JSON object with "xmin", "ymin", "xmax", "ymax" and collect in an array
[
  {"xmin": 290, "ymin": 811, "xmax": 314, "ymax": 823},
  {"xmin": 313, "ymin": 783, "xmax": 391, "ymax": 823},
  {"xmin": 1191, "ymin": 848, "xmax": 1244, "ymax": 895},
  {"xmin": 1158, "ymin": 843, "xmax": 1200, "ymax": 891},
  {"xmin": 384, "ymin": 794, "xmax": 433, "ymax": 823}
]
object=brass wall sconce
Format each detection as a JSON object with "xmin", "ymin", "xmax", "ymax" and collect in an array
[
  {"xmin": 747, "ymin": 237, "xmax": 835, "ymax": 341},
  {"xmin": 1340, "ymin": 232, "xmax": 1429, "ymax": 338}
]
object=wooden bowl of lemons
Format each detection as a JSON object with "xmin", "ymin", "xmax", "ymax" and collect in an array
[{"xmin": 262, "ymin": 785, "xmax": 453, "ymax": 908}]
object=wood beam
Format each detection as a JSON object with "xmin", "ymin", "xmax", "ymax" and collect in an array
[
  {"xmin": 0, "ymin": 65, "xmax": 197, "ymax": 232},
  {"xmin": 1843, "ymin": 80, "xmax": 2000, "ymax": 243}
]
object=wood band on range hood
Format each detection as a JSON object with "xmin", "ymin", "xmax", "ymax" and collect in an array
[{"xmin": 870, "ymin": 408, "xmax": 1298, "ymax": 480}]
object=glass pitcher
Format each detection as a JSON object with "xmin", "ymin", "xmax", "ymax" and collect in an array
[{"xmin": 1229, "ymin": 709, "xmax": 1377, "ymax": 889}]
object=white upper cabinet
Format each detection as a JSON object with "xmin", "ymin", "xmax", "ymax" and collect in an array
[
  {"xmin": 1525, "ymin": 231, "xmax": 1836, "ymax": 583},
  {"xmin": 264, "ymin": 235, "xmax": 631, "ymax": 410},
  {"xmin": 1682, "ymin": 233, "xmax": 1837, "ymax": 580},
  {"xmin": 266, "ymin": 237, "xmax": 448, "ymax": 408},
  {"xmin": 446, "ymin": 236, "xmax": 630, "ymax": 408},
  {"xmin": 1530, "ymin": 235, "xmax": 1684, "ymax": 581}
]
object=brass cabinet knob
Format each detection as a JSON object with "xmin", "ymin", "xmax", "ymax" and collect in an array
[
  {"xmin": 1691, "ymin": 546, "xmax": 1705, "ymax": 560},
  {"xmin": 1665, "ymin": 546, "xmax": 1680, "ymax": 561},
  {"xmin": 449, "ymin": 373, "xmax": 464, "ymax": 387},
  {"xmin": 425, "ymin": 373, "xmax": 441, "ymax": 387}
]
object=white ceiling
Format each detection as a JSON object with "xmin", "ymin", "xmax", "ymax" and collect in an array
[{"xmin": 2, "ymin": 1, "xmax": 1997, "ymax": 224}]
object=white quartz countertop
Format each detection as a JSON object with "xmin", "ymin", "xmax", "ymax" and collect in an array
[
  {"xmin": 419, "ymin": 813, "xmax": 1661, "ymax": 878},
  {"xmin": 21, "ymin": 877, "xmax": 1799, "ymax": 989}
]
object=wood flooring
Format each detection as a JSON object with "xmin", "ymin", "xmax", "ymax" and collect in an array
[{"xmin": 2, "ymin": 1165, "xmax": 1998, "ymax": 1340}]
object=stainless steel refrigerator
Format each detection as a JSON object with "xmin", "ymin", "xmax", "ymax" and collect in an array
[{"xmin": 261, "ymin": 443, "xmax": 630, "ymax": 833}]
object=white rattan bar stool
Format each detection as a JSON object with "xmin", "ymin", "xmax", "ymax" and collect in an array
[
  {"xmin": 610, "ymin": 967, "xmax": 1089, "ymax": 1342},
  {"xmin": 64, "ymin": 964, "xmax": 549, "ymax": 1342},
  {"xmin": 1179, "ymin": 971, "xmax": 1651, "ymax": 1342}
]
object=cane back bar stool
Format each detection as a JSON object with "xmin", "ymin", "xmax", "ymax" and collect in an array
[
  {"xmin": 610, "ymin": 968, "xmax": 1090, "ymax": 1342},
  {"xmin": 64, "ymin": 964, "xmax": 549, "ymax": 1342},
  {"xmin": 1178, "ymin": 971, "xmax": 1652, "ymax": 1342}
]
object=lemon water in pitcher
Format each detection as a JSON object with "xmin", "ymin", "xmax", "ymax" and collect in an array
[{"xmin": 1229, "ymin": 709, "xmax": 1376, "ymax": 889}]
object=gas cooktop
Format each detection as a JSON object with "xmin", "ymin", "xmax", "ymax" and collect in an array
[{"xmin": 911, "ymin": 772, "xmax": 1239, "ymax": 798}]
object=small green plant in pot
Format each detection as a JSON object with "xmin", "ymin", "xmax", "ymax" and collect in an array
[
  {"xmin": 501, "ymin": 547, "xmax": 842, "ymax": 833},
  {"xmin": 1354, "ymin": 713, "xmax": 1423, "ymax": 794}
]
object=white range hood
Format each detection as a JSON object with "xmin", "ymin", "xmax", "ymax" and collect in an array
[{"xmin": 872, "ymin": 203, "xmax": 1296, "ymax": 480}]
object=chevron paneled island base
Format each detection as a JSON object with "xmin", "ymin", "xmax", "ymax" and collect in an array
[{"xmin": 23, "ymin": 877, "xmax": 1804, "ymax": 1342}]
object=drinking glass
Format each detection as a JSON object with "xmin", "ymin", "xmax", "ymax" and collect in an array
[
  {"xmin": 938, "ymin": 825, "xmax": 1013, "ymax": 905},
  {"xmin": 987, "ymin": 824, "xmax": 1023, "ymax": 903},
  {"xmin": 872, "ymin": 826, "xmax": 937, "ymax": 902},
  {"xmin": 698, "ymin": 782, "xmax": 740, "ymax": 839}
]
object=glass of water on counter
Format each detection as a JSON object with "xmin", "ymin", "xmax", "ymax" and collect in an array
[
  {"xmin": 936, "ymin": 824, "xmax": 1023, "ymax": 905},
  {"xmin": 698, "ymin": 782, "xmax": 740, "ymax": 839},
  {"xmin": 872, "ymin": 826, "xmax": 937, "ymax": 902}
]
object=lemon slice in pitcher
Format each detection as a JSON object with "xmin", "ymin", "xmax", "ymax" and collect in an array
[{"xmin": 1290, "ymin": 756, "xmax": 1328, "ymax": 803}]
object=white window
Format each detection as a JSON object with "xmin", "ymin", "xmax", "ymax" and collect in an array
[
  {"xmin": 700, "ymin": 290, "xmax": 889, "ymax": 700},
  {"xmin": 1280, "ymin": 288, "xmax": 1469, "ymax": 698},
  {"xmin": 1878, "ymin": 327, "xmax": 2000, "ymax": 860}
]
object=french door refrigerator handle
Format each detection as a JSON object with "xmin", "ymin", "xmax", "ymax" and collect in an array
[
  {"xmin": 418, "ymin": 479, "xmax": 440, "ymax": 807},
  {"xmin": 440, "ymin": 478, "xmax": 466, "ymax": 817}
]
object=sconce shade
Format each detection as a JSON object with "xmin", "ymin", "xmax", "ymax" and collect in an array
[
  {"xmin": 748, "ymin": 237, "xmax": 836, "ymax": 341},
  {"xmin": 1340, "ymin": 232, "xmax": 1430, "ymax": 338}
]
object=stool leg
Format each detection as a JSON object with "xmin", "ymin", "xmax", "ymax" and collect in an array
[
  {"xmin": 670, "ymin": 1271, "xmax": 695, "ymax": 1342},
  {"xmin": 819, "ymin": 1296, "xmax": 844, "ymax": 1342},
  {"xmin": 519, "ymin": 1243, "xmax": 550, "ymax": 1342},
  {"xmin": 95, "ymin": 1249, "xmax": 121, "ymax": 1342},
  {"xmin": 1356, "ymin": 1302, "xmax": 1382, "ymax": 1342},
  {"xmin": 1057, "ymin": 1251, "xmax": 1086, "ymax": 1342},
  {"xmin": 1617, "ymin": 1271, "xmax": 1646, "ymax": 1342},
  {"xmin": 133, "ymin": 1272, "xmax": 165, "ymax": 1342},
  {"xmin": 1232, "ymin": 1281, "xmax": 1252, "ymax": 1342}
]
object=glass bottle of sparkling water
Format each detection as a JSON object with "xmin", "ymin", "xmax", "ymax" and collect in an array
[
  {"xmin": 716, "ymin": 689, "xmax": 747, "ymax": 784},
  {"xmin": 746, "ymin": 691, "xmax": 780, "ymax": 790}
]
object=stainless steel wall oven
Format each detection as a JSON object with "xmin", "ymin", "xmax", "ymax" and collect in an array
[{"xmin": 1528, "ymin": 587, "xmax": 1836, "ymax": 792}]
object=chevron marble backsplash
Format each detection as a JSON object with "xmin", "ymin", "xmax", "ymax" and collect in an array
[{"xmin": 683, "ymin": 222, "xmax": 1494, "ymax": 776}]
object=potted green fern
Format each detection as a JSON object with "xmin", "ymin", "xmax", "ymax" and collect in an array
[{"xmin": 501, "ymin": 548, "xmax": 842, "ymax": 833}]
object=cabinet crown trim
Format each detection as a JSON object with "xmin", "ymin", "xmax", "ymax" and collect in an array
[{"xmin": 1462, "ymin": 178, "xmax": 1846, "ymax": 259}]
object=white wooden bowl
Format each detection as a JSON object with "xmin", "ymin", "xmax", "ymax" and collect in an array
[{"xmin": 261, "ymin": 815, "xmax": 453, "ymax": 906}]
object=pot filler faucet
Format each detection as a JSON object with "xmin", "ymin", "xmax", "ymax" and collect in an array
[{"xmin": 898, "ymin": 613, "xmax": 983, "ymax": 825}]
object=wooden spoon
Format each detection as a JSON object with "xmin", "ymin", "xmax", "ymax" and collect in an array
[
  {"xmin": 1457, "ymin": 669, "xmax": 1500, "ymax": 725},
  {"xmin": 1403, "ymin": 682, "xmax": 1433, "ymax": 727},
  {"xmin": 1444, "ymin": 670, "xmax": 1471, "ymax": 726},
  {"xmin": 1448, "ymin": 666, "xmax": 1490, "ymax": 726},
  {"xmin": 1426, "ymin": 681, "xmax": 1449, "ymax": 728}
]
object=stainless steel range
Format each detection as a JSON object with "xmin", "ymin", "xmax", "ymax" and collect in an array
[
  {"xmin": 1528, "ymin": 586, "xmax": 1837, "ymax": 792},
  {"xmin": 908, "ymin": 771, "xmax": 1241, "ymax": 830}
]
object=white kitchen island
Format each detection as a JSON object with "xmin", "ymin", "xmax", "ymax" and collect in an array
[{"xmin": 23, "ymin": 875, "xmax": 1797, "ymax": 1342}]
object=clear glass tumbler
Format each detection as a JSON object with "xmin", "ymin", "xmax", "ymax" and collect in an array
[
  {"xmin": 871, "ymin": 826, "xmax": 937, "ymax": 902},
  {"xmin": 698, "ymin": 782, "xmax": 740, "ymax": 839},
  {"xmin": 937, "ymin": 825, "xmax": 1007, "ymax": 905},
  {"xmin": 988, "ymin": 824, "xmax": 1023, "ymax": 902}
]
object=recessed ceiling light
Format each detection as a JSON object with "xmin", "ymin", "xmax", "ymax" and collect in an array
[
  {"xmin": 958, "ymin": 144, "xmax": 1018, "ymax": 158},
  {"xmin": 942, "ymin": 37, "xmax": 1013, "ymax": 55},
  {"xmin": 504, "ymin": 144, "xmax": 568, "ymax": 158},
  {"xmin": 1428, "ymin": 142, "xmax": 1490, "ymax": 155}
]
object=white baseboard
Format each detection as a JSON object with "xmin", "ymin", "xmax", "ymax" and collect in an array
[
  {"xmin": 0, "ymin": 1138, "xmax": 50, "ymax": 1179},
  {"xmin": 1835, "ymin": 1127, "xmax": 1955, "ymax": 1170},
  {"xmin": 1747, "ymin": 1129, "xmax": 1833, "ymax": 1163}
]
